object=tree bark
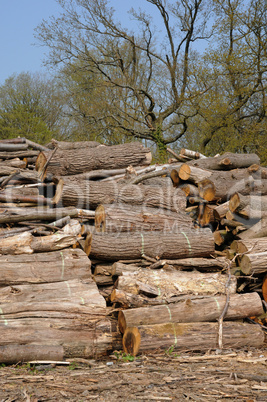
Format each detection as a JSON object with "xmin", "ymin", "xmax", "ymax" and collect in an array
[
  {"xmin": 187, "ymin": 152, "xmax": 260, "ymax": 170},
  {"xmin": 116, "ymin": 269, "xmax": 236, "ymax": 298},
  {"xmin": 231, "ymin": 238, "xmax": 267, "ymax": 254},
  {"xmin": 0, "ymin": 248, "xmax": 91, "ymax": 285},
  {"xmin": 0, "ymin": 317, "xmax": 121, "ymax": 360},
  {"xmin": 0, "ymin": 278, "xmax": 106, "ymax": 317},
  {"xmin": 46, "ymin": 139, "xmax": 101, "ymax": 150},
  {"xmin": 54, "ymin": 179, "xmax": 186, "ymax": 212},
  {"xmin": 36, "ymin": 142, "xmax": 152, "ymax": 177},
  {"xmin": 88, "ymin": 228, "xmax": 215, "ymax": 261},
  {"xmin": 118, "ymin": 292, "xmax": 263, "ymax": 333},
  {"xmin": 122, "ymin": 321, "xmax": 264, "ymax": 356},
  {"xmin": 240, "ymin": 252, "xmax": 267, "ymax": 275},
  {"xmin": 94, "ymin": 204, "xmax": 193, "ymax": 233},
  {"xmin": 238, "ymin": 217, "xmax": 267, "ymax": 240},
  {"xmin": 0, "ymin": 206, "xmax": 80, "ymax": 224}
]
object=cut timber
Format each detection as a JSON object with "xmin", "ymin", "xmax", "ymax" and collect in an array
[
  {"xmin": 118, "ymin": 292, "xmax": 263, "ymax": 332},
  {"xmin": 46, "ymin": 139, "xmax": 100, "ymax": 150},
  {"xmin": 123, "ymin": 322, "xmax": 264, "ymax": 356},
  {"xmin": 0, "ymin": 206, "xmax": 79, "ymax": 224},
  {"xmin": 180, "ymin": 148, "xmax": 206, "ymax": 159},
  {"xmin": 231, "ymin": 238, "xmax": 267, "ymax": 254},
  {"xmin": 0, "ymin": 345, "xmax": 64, "ymax": 364},
  {"xmin": 229, "ymin": 193, "xmax": 267, "ymax": 213},
  {"xmin": 214, "ymin": 201, "xmax": 230, "ymax": 220},
  {"xmin": 116, "ymin": 269, "xmax": 236, "ymax": 297},
  {"xmin": 110, "ymin": 289, "xmax": 166, "ymax": 308},
  {"xmin": 158, "ymin": 257, "xmax": 228, "ymax": 271},
  {"xmin": 238, "ymin": 217, "xmax": 267, "ymax": 240},
  {"xmin": 0, "ymin": 317, "xmax": 121, "ymax": 360},
  {"xmin": 89, "ymin": 228, "xmax": 215, "ymax": 261},
  {"xmin": 0, "ymin": 278, "xmax": 106, "ymax": 317},
  {"xmin": 262, "ymin": 275, "xmax": 267, "ymax": 302},
  {"xmin": 54, "ymin": 179, "xmax": 186, "ymax": 212},
  {"xmin": 36, "ymin": 142, "xmax": 152, "ymax": 177},
  {"xmin": 179, "ymin": 183, "xmax": 199, "ymax": 197},
  {"xmin": 94, "ymin": 204, "xmax": 193, "ymax": 233},
  {"xmin": 0, "ymin": 248, "xmax": 91, "ymax": 285},
  {"xmin": 240, "ymin": 252, "xmax": 267, "ymax": 275},
  {"xmin": 248, "ymin": 164, "xmax": 267, "ymax": 179},
  {"xmin": 176, "ymin": 165, "xmax": 212, "ymax": 182},
  {"xmin": 188, "ymin": 152, "xmax": 260, "ymax": 170}
]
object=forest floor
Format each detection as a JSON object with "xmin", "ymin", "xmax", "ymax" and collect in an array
[{"xmin": 1, "ymin": 347, "xmax": 267, "ymax": 401}]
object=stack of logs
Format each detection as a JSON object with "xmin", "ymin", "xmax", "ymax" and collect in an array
[{"xmin": 0, "ymin": 137, "xmax": 265, "ymax": 363}]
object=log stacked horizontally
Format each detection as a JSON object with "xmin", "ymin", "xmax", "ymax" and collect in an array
[{"xmin": 0, "ymin": 137, "xmax": 266, "ymax": 363}]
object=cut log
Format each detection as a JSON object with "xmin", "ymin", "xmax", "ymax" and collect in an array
[
  {"xmin": 0, "ymin": 278, "xmax": 106, "ymax": 316},
  {"xmin": 231, "ymin": 238, "xmax": 267, "ymax": 254},
  {"xmin": 0, "ymin": 206, "xmax": 79, "ymax": 224},
  {"xmin": 116, "ymin": 269, "xmax": 236, "ymax": 297},
  {"xmin": 118, "ymin": 292, "xmax": 263, "ymax": 333},
  {"xmin": 152, "ymin": 257, "xmax": 229, "ymax": 271},
  {"xmin": 123, "ymin": 321, "xmax": 264, "ymax": 356},
  {"xmin": 89, "ymin": 228, "xmax": 215, "ymax": 261},
  {"xmin": 53, "ymin": 179, "xmax": 187, "ymax": 212},
  {"xmin": 240, "ymin": 252, "xmax": 267, "ymax": 275},
  {"xmin": 0, "ymin": 317, "xmax": 121, "ymax": 360},
  {"xmin": 180, "ymin": 148, "xmax": 206, "ymax": 159},
  {"xmin": 229, "ymin": 193, "xmax": 267, "ymax": 213},
  {"xmin": 187, "ymin": 152, "xmax": 260, "ymax": 170},
  {"xmin": 46, "ymin": 139, "xmax": 101, "ymax": 150},
  {"xmin": 213, "ymin": 201, "xmax": 230, "ymax": 220},
  {"xmin": 0, "ymin": 248, "xmax": 91, "ymax": 285},
  {"xmin": 248, "ymin": 164, "xmax": 267, "ymax": 179},
  {"xmin": 36, "ymin": 142, "xmax": 152, "ymax": 177},
  {"xmin": 94, "ymin": 204, "xmax": 193, "ymax": 233},
  {"xmin": 237, "ymin": 217, "xmax": 267, "ymax": 240}
]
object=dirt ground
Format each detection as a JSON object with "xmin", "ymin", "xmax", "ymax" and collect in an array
[{"xmin": 1, "ymin": 347, "xmax": 267, "ymax": 402}]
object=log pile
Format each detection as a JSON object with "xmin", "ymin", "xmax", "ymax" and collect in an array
[{"xmin": 0, "ymin": 138, "xmax": 266, "ymax": 362}]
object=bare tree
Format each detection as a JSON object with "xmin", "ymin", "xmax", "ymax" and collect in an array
[{"xmin": 35, "ymin": 0, "xmax": 211, "ymax": 157}]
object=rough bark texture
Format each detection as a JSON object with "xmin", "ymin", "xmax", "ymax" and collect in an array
[
  {"xmin": 187, "ymin": 152, "xmax": 260, "ymax": 170},
  {"xmin": 116, "ymin": 269, "xmax": 237, "ymax": 298},
  {"xmin": 55, "ymin": 179, "xmax": 186, "ymax": 212},
  {"xmin": 238, "ymin": 217, "xmax": 267, "ymax": 240},
  {"xmin": 123, "ymin": 321, "xmax": 264, "ymax": 356},
  {"xmin": 94, "ymin": 204, "xmax": 193, "ymax": 233},
  {"xmin": 0, "ymin": 248, "xmax": 91, "ymax": 285},
  {"xmin": 36, "ymin": 142, "xmax": 152, "ymax": 177},
  {"xmin": 0, "ymin": 317, "xmax": 121, "ymax": 360},
  {"xmin": 240, "ymin": 252, "xmax": 267, "ymax": 275},
  {"xmin": 118, "ymin": 292, "xmax": 263, "ymax": 333},
  {"xmin": 46, "ymin": 139, "xmax": 101, "ymax": 150},
  {"xmin": 231, "ymin": 238, "xmax": 267, "ymax": 254},
  {"xmin": 88, "ymin": 228, "xmax": 215, "ymax": 261}
]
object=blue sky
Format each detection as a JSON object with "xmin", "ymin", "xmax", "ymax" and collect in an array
[{"xmin": 0, "ymin": 0, "xmax": 158, "ymax": 85}]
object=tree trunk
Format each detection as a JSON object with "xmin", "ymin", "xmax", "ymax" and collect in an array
[
  {"xmin": 187, "ymin": 152, "xmax": 260, "ymax": 170},
  {"xmin": 94, "ymin": 204, "xmax": 193, "ymax": 233},
  {"xmin": 88, "ymin": 228, "xmax": 215, "ymax": 261},
  {"xmin": 0, "ymin": 278, "xmax": 106, "ymax": 317},
  {"xmin": 122, "ymin": 321, "xmax": 264, "ymax": 356},
  {"xmin": 240, "ymin": 252, "xmax": 267, "ymax": 275},
  {"xmin": 36, "ymin": 142, "xmax": 152, "ymax": 177},
  {"xmin": 0, "ymin": 248, "xmax": 91, "ymax": 285},
  {"xmin": 116, "ymin": 269, "xmax": 236, "ymax": 298},
  {"xmin": 0, "ymin": 206, "xmax": 80, "ymax": 224},
  {"xmin": 54, "ymin": 179, "xmax": 186, "ymax": 212},
  {"xmin": 238, "ymin": 217, "xmax": 267, "ymax": 240},
  {"xmin": 0, "ymin": 317, "xmax": 121, "ymax": 361},
  {"xmin": 118, "ymin": 292, "xmax": 263, "ymax": 333},
  {"xmin": 46, "ymin": 139, "xmax": 101, "ymax": 150},
  {"xmin": 229, "ymin": 193, "xmax": 267, "ymax": 213},
  {"xmin": 231, "ymin": 238, "xmax": 267, "ymax": 254}
]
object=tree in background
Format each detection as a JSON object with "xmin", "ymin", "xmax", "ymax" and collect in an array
[
  {"xmin": 182, "ymin": 0, "xmax": 267, "ymax": 162},
  {"xmin": 0, "ymin": 72, "xmax": 67, "ymax": 144},
  {"xmin": 35, "ymin": 0, "xmax": 212, "ymax": 159}
]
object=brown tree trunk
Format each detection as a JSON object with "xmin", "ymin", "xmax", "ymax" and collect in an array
[
  {"xmin": 238, "ymin": 217, "xmax": 267, "ymax": 240},
  {"xmin": 0, "ymin": 317, "xmax": 121, "ymax": 361},
  {"xmin": 123, "ymin": 321, "xmax": 264, "ymax": 356},
  {"xmin": 88, "ymin": 228, "xmax": 215, "ymax": 261},
  {"xmin": 240, "ymin": 252, "xmax": 267, "ymax": 275},
  {"xmin": 54, "ymin": 179, "xmax": 186, "ymax": 212},
  {"xmin": 187, "ymin": 152, "xmax": 260, "ymax": 170},
  {"xmin": 0, "ymin": 278, "xmax": 106, "ymax": 317},
  {"xmin": 94, "ymin": 204, "xmax": 193, "ymax": 233},
  {"xmin": 231, "ymin": 238, "xmax": 267, "ymax": 254},
  {"xmin": 116, "ymin": 269, "xmax": 236, "ymax": 298},
  {"xmin": 36, "ymin": 142, "xmax": 152, "ymax": 177},
  {"xmin": 0, "ymin": 206, "xmax": 80, "ymax": 224},
  {"xmin": 0, "ymin": 248, "xmax": 91, "ymax": 285},
  {"xmin": 46, "ymin": 139, "xmax": 101, "ymax": 150},
  {"xmin": 118, "ymin": 292, "xmax": 263, "ymax": 333}
]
